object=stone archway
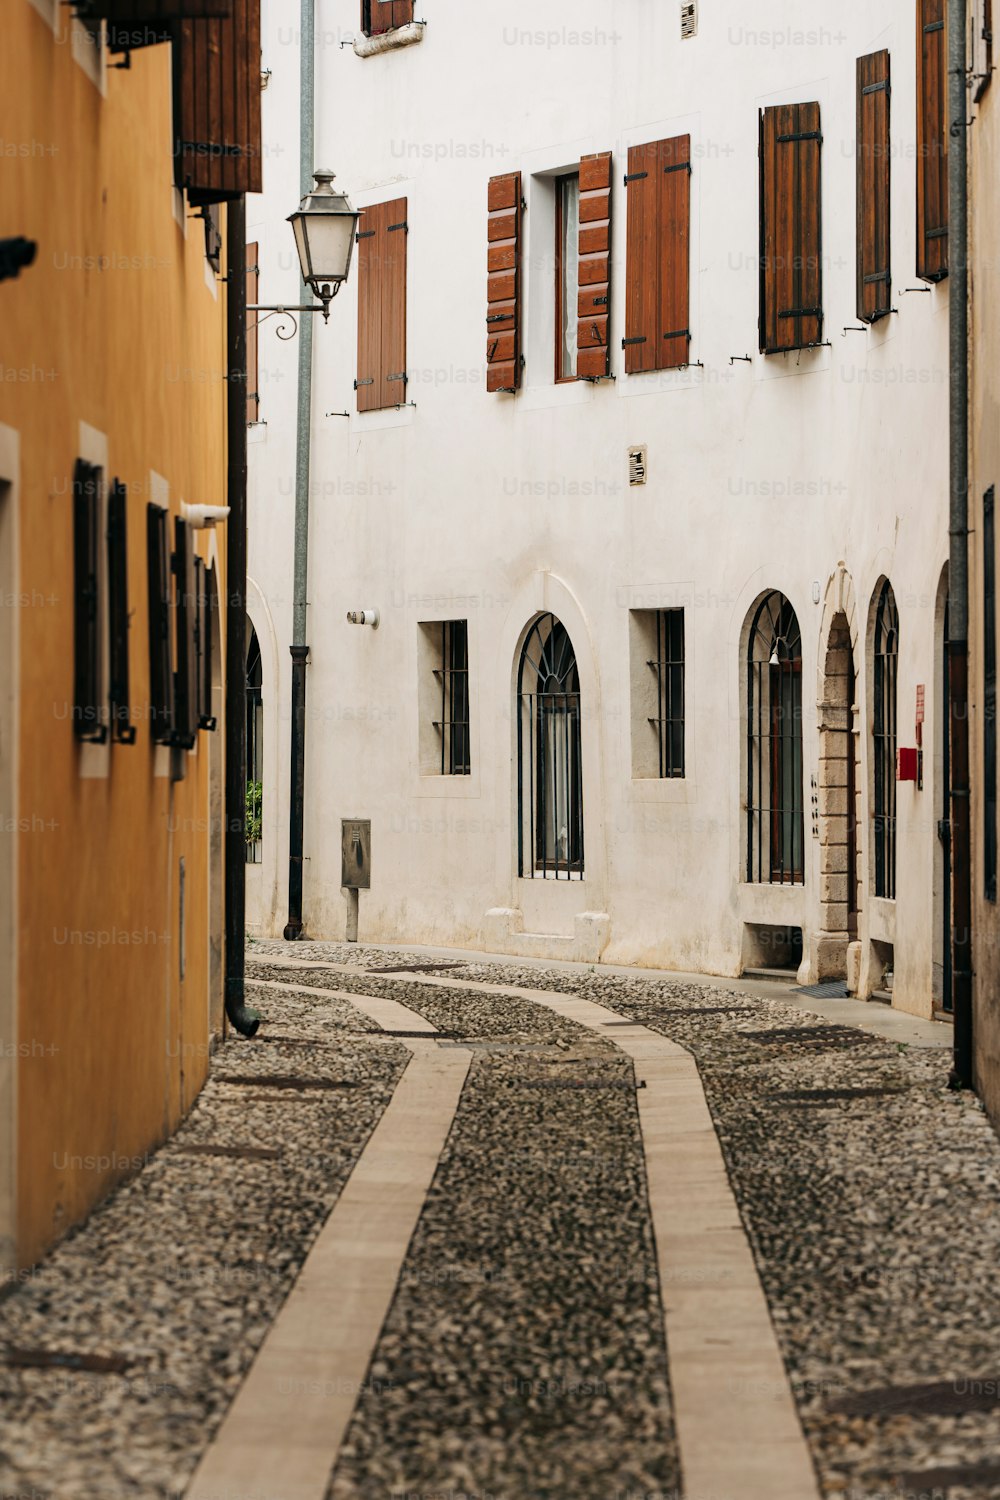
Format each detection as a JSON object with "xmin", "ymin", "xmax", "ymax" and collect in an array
[{"xmin": 815, "ymin": 567, "xmax": 861, "ymax": 981}]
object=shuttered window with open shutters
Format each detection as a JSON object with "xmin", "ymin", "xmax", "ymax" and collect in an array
[
  {"xmin": 856, "ymin": 51, "xmax": 892, "ymax": 323},
  {"xmin": 73, "ymin": 460, "xmax": 106, "ymax": 745},
  {"xmin": 172, "ymin": 517, "xmax": 198, "ymax": 751},
  {"xmin": 577, "ymin": 151, "xmax": 613, "ymax": 381},
  {"xmin": 107, "ymin": 480, "xmax": 137, "ymax": 745},
  {"xmin": 362, "ymin": 0, "xmax": 413, "ymax": 36},
  {"xmin": 487, "ymin": 172, "xmax": 522, "ymax": 393},
  {"xmin": 356, "ymin": 199, "xmax": 408, "ymax": 412},
  {"xmin": 172, "ymin": 0, "xmax": 262, "ymax": 205},
  {"xmin": 759, "ymin": 103, "xmax": 823, "ymax": 354},
  {"xmin": 917, "ymin": 0, "xmax": 948, "ymax": 281},
  {"xmin": 147, "ymin": 504, "xmax": 174, "ymax": 746},
  {"xmin": 623, "ymin": 136, "xmax": 691, "ymax": 375}
]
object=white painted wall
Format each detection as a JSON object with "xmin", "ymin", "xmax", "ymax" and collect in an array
[{"xmin": 248, "ymin": 0, "xmax": 950, "ymax": 1016}]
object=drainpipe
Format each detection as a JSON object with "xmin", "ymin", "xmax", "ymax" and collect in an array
[
  {"xmin": 224, "ymin": 196, "xmax": 261, "ymax": 1037},
  {"xmin": 284, "ymin": 0, "xmax": 315, "ymax": 941},
  {"xmin": 948, "ymin": 0, "xmax": 972, "ymax": 1089}
]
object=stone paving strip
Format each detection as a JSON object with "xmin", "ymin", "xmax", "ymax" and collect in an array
[
  {"xmin": 306, "ymin": 957, "xmax": 818, "ymax": 1500},
  {"xmin": 0, "ymin": 986, "xmax": 408, "ymax": 1500},
  {"xmin": 185, "ymin": 1037, "xmax": 471, "ymax": 1500}
]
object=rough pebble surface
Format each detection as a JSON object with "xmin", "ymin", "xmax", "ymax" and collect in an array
[
  {"xmin": 317, "ymin": 972, "xmax": 678, "ymax": 1500},
  {"xmin": 0, "ymin": 983, "xmax": 407, "ymax": 1500}
]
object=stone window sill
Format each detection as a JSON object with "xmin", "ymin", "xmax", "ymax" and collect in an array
[{"xmin": 353, "ymin": 22, "xmax": 424, "ymax": 58}]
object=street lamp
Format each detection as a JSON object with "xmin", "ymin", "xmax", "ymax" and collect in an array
[{"xmin": 248, "ymin": 169, "xmax": 360, "ymax": 333}]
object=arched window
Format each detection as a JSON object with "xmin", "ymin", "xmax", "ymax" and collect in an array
[
  {"xmin": 747, "ymin": 592, "xmax": 804, "ymax": 885},
  {"xmin": 517, "ymin": 614, "xmax": 583, "ymax": 877},
  {"xmin": 246, "ymin": 624, "xmax": 263, "ymax": 865},
  {"xmin": 873, "ymin": 580, "xmax": 899, "ymax": 899}
]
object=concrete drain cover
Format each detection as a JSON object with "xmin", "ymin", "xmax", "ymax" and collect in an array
[
  {"xmin": 740, "ymin": 1025, "xmax": 874, "ymax": 1050},
  {"xmin": 3, "ymin": 1346, "xmax": 131, "ymax": 1375},
  {"xmin": 773, "ymin": 1086, "xmax": 907, "ymax": 1105},
  {"xmin": 795, "ymin": 981, "xmax": 850, "ymax": 999},
  {"xmin": 364, "ymin": 962, "xmax": 466, "ymax": 975},
  {"xmin": 828, "ymin": 1377, "xmax": 1000, "ymax": 1417},
  {"xmin": 216, "ymin": 1074, "xmax": 362, "ymax": 1092},
  {"xmin": 168, "ymin": 1144, "xmax": 282, "ymax": 1162}
]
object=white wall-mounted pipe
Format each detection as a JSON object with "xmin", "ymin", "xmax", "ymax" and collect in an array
[
  {"xmin": 182, "ymin": 503, "xmax": 231, "ymax": 529},
  {"xmin": 346, "ymin": 609, "xmax": 380, "ymax": 628}
]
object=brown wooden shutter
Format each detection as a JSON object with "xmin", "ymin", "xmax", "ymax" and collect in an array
[
  {"xmin": 624, "ymin": 137, "xmax": 691, "ymax": 375},
  {"xmin": 364, "ymin": 0, "xmax": 411, "ymax": 35},
  {"xmin": 577, "ymin": 151, "xmax": 612, "ymax": 381},
  {"xmin": 917, "ymin": 0, "xmax": 948, "ymax": 281},
  {"xmin": 659, "ymin": 135, "xmax": 692, "ymax": 370},
  {"xmin": 173, "ymin": 0, "xmax": 262, "ymax": 205},
  {"xmin": 856, "ymin": 51, "xmax": 892, "ymax": 323},
  {"xmin": 759, "ymin": 103, "xmax": 823, "ymax": 354},
  {"xmin": 355, "ymin": 199, "xmax": 408, "ymax": 412},
  {"xmin": 73, "ymin": 460, "xmax": 106, "ymax": 745},
  {"xmin": 487, "ymin": 171, "xmax": 522, "ymax": 393},
  {"xmin": 146, "ymin": 504, "xmax": 173, "ymax": 745},
  {"xmin": 172, "ymin": 517, "xmax": 198, "ymax": 750},
  {"xmin": 107, "ymin": 480, "xmax": 137, "ymax": 745},
  {"xmin": 246, "ymin": 241, "xmax": 259, "ymax": 424}
]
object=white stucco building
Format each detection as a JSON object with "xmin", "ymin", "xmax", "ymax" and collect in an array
[{"xmin": 246, "ymin": 0, "xmax": 954, "ymax": 1020}]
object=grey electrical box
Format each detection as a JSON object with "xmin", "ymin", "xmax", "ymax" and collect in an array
[{"xmin": 341, "ymin": 819, "xmax": 372, "ymax": 889}]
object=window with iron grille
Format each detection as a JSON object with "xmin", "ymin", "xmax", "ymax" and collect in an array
[
  {"xmin": 746, "ymin": 592, "xmax": 803, "ymax": 885},
  {"xmin": 106, "ymin": 480, "xmax": 136, "ymax": 745},
  {"xmin": 873, "ymin": 579, "xmax": 899, "ymax": 899},
  {"xmin": 436, "ymin": 621, "xmax": 470, "ymax": 776},
  {"xmin": 246, "ymin": 624, "xmax": 263, "ymax": 864},
  {"xmin": 518, "ymin": 614, "xmax": 584, "ymax": 877},
  {"xmin": 630, "ymin": 609, "xmax": 685, "ymax": 778},
  {"xmin": 171, "ymin": 516, "xmax": 197, "ymax": 750},
  {"xmin": 146, "ymin": 503, "xmax": 173, "ymax": 745},
  {"xmin": 72, "ymin": 460, "xmax": 106, "ymax": 744},
  {"xmin": 985, "ymin": 488, "xmax": 997, "ymax": 902}
]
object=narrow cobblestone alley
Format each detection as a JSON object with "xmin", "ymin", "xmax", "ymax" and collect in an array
[{"xmin": 2, "ymin": 943, "xmax": 998, "ymax": 1500}]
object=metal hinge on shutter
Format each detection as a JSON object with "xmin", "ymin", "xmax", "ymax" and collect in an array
[
  {"xmin": 664, "ymin": 161, "xmax": 692, "ymax": 175},
  {"xmin": 778, "ymin": 307, "xmax": 822, "ymax": 319},
  {"xmin": 862, "ymin": 80, "xmax": 891, "ymax": 96},
  {"xmin": 622, "ymin": 335, "xmax": 647, "ymax": 347},
  {"xmin": 354, "ymin": 377, "xmax": 375, "ymax": 388},
  {"xmin": 863, "ymin": 271, "xmax": 892, "ymax": 284},
  {"xmin": 356, "ymin": 229, "xmax": 376, "ymax": 242},
  {"xmin": 593, "ymin": 295, "xmax": 609, "ymax": 306},
  {"xmin": 624, "ymin": 171, "xmax": 648, "ymax": 185},
  {"xmin": 924, "ymin": 18, "xmax": 945, "ymax": 31},
  {"xmin": 387, "ymin": 221, "xmax": 408, "ymax": 233},
  {"xmin": 663, "ymin": 329, "xmax": 691, "ymax": 342},
  {"xmin": 387, "ymin": 372, "xmax": 408, "ymax": 383},
  {"xmin": 486, "ymin": 313, "xmax": 509, "ymax": 324},
  {"xmin": 777, "ymin": 131, "xmax": 823, "ymax": 144}
]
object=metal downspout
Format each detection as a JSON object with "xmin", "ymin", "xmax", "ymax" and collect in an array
[
  {"xmin": 284, "ymin": 0, "xmax": 315, "ymax": 941},
  {"xmin": 948, "ymin": 0, "xmax": 973, "ymax": 1089},
  {"xmin": 224, "ymin": 197, "xmax": 261, "ymax": 1037}
]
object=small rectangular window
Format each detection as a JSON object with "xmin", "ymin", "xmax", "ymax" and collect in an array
[
  {"xmin": 631, "ymin": 609, "xmax": 685, "ymax": 779},
  {"xmin": 146, "ymin": 503, "xmax": 173, "ymax": 745},
  {"xmin": 555, "ymin": 173, "xmax": 579, "ymax": 382},
  {"xmin": 106, "ymin": 480, "xmax": 136, "ymax": 745},
  {"xmin": 361, "ymin": 0, "xmax": 413, "ymax": 37},
  {"xmin": 195, "ymin": 557, "xmax": 218, "ymax": 732},
  {"xmin": 418, "ymin": 619, "xmax": 471, "ymax": 776},
  {"xmin": 985, "ymin": 487, "xmax": 997, "ymax": 902},
  {"xmin": 73, "ymin": 460, "xmax": 107, "ymax": 744}
]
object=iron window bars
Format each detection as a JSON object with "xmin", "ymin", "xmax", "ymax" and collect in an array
[
  {"xmin": 518, "ymin": 613, "xmax": 584, "ymax": 878},
  {"xmin": 106, "ymin": 480, "xmax": 136, "ymax": 745},
  {"xmin": 649, "ymin": 608, "xmax": 685, "ymax": 778},
  {"xmin": 873, "ymin": 579, "xmax": 899, "ymax": 900},
  {"xmin": 146, "ymin": 504, "xmax": 173, "ymax": 745},
  {"xmin": 72, "ymin": 460, "xmax": 107, "ymax": 745},
  {"xmin": 195, "ymin": 556, "xmax": 218, "ymax": 732},
  {"xmin": 434, "ymin": 620, "xmax": 470, "ymax": 776},
  {"xmin": 985, "ymin": 488, "xmax": 997, "ymax": 902},
  {"xmin": 746, "ymin": 592, "xmax": 804, "ymax": 885}
]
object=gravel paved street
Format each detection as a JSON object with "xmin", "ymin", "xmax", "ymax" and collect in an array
[{"xmin": 2, "ymin": 941, "xmax": 999, "ymax": 1500}]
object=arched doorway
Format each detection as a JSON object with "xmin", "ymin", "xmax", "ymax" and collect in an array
[
  {"xmin": 745, "ymin": 592, "xmax": 804, "ymax": 886},
  {"xmin": 872, "ymin": 580, "xmax": 899, "ymax": 901},
  {"xmin": 816, "ymin": 609, "xmax": 859, "ymax": 978},
  {"xmin": 517, "ymin": 614, "xmax": 583, "ymax": 878}
]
